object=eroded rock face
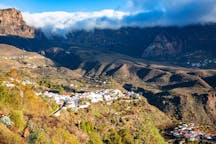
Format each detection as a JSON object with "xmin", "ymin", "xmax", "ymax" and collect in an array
[
  {"xmin": 0, "ymin": 8, "xmax": 34, "ymax": 38},
  {"xmin": 142, "ymin": 34, "xmax": 182, "ymax": 57}
]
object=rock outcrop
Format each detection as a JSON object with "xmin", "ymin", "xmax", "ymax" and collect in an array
[
  {"xmin": 0, "ymin": 8, "xmax": 34, "ymax": 38},
  {"xmin": 142, "ymin": 34, "xmax": 182, "ymax": 57}
]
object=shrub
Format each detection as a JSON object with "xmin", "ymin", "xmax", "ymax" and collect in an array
[
  {"xmin": 7, "ymin": 69, "xmax": 20, "ymax": 79},
  {"xmin": 105, "ymin": 129, "xmax": 122, "ymax": 144},
  {"xmin": 27, "ymin": 130, "xmax": 51, "ymax": 144},
  {"xmin": 57, "ymin": 86, "xmax": 64, "ymax": 95},
  {"xmin": 119, "ymin": 129, "xmax": 134, "ymax": 144},
  {"xmin": 80, "ymin": 120, "xmax": 103, "ymax": 144},
  {"xmin": 89, "ymin": 132, "xmax": 103, "ymax": 144},
  {"xmin": 51, "ymin": 128, "xmax": 80, "ymax": 144},
  {"xmin": 137, "ymin": 119, "xmax": 167, "ymax": 144},
  {"xmin": 23, "ymin": 89, "xmax": 49, "ymax": 115},
  {"xmin": 0, "ymin": 83, "xmax": 22, "ymax": 110},
  {"xmin": 10, "ymin": 110, "xmax": 25, "ymax": 130}
]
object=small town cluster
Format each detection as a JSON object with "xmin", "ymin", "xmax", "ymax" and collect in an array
[
  {"xmin": 41, "ymin": 89, "xmax": 141, "ymax": 116},
  {"xmin": 169, "ymin": 123, "xmax": 216, "ymax": 142},
  {"xmin": 2, "ymin": 77, "xmax": 141, "ymax": 116}
]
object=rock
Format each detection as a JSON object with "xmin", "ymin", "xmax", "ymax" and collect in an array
[
  {"xmin": 0, "ymin": 8, "xmax": 34, "ymax": 38},
  {"xmin": 142, "ymin": 34, "xmax": 182, "ymax": 57}
]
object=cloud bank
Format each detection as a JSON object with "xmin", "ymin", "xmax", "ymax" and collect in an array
[
  {"xmin": 22, "ymin": 0, "xmax": 216, "ymax": 36},
  {"xmin": 23, "ymin": 10, "xmax": 128, "ymax": 36}
]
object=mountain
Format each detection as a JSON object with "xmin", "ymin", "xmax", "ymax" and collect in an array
[
  {"xmin": 0, "ymin": 8, "xmax": 216, "ymax": 130},
  {"xmin": 1, "ymin": 9, "xmax": 216, "ymax": 68},
  {"xmin": 63, "ymin": 25, "xmax": 216, "ymax": 68},
  {"xmin": 44, "ymin": 47, "xmax": 216, "ymax": 125},
  {"xmin": 0, "ymin": 43, "xmax": 172, "ymax": 144},
  {"xmin": 0, "ymin": 8, "xmax": 34, "ymax": 38}
]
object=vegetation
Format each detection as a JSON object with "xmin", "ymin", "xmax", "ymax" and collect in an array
[
  {"xmin": 0, "ymin": 81, "xmax": 22, "ymax": 111},
  {"xmin": 80, "ymin": 120, "xmax": 103, "ymax": 144},
  {"xmin": 39, "ymin": 79, "xmax": 64, "ymax": 94},
  {"xmin": 0, "ymin": 123, "xmax": 24, "ymax": 144},
  {"xmin": 10, "ymin": 110, "xmax": 25, "ymax": 130},
  {"xmin": 0, "ymin": 71, "xmax": 169, "ymax": 144},
  {"xmin": 52, "ymin": 128, "xmax": 80, "ymax": 144},
  {"xmin": 27, "ymin": 130, "xmax": 50, "ymax": 144}
]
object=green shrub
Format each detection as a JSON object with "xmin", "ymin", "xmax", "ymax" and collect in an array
[
  {"xmin": 10, "ymin": 110, "xmax": 25, "ymax": 130},
  {"xmin": 27, "ymin": 131, "xmax": 39, "ymax": 144},
  {"xmin": 105, "ymin": 129, "xmax": 122, "ymax": 144},
  {"xmin": 119, "ymin": 129, "xmax": 134, "ymax": 144},
  {"xmin": 57, "ymin": 86, "xmax": 64, "ymax": 95},
  {"xmin": 27, "ymin": 130, "xmax": 50, "ymax": 144},
  {"xmin": 0, "ymin": 83, "xmax": 22, "ymax": 110},
  {"xmin": 80, "ymin": 120, "xmax": 94, "ymax": 133},
  {"xmin": 89, "ymin": 132, "xmax": 103, "ymax": 144},
  {"xmin": 80, "ymin": 120, "xmax": 103, "ymax": 144},
  {"xmin": 51, "ymin": 128, "xmax": 80, "ymax": 144},
  {"xmin": 137, "ymin": 119, "xmax": 167, "ymax": 144}
]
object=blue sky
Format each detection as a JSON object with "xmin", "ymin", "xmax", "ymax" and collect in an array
[{"xmin": 0, "ymin": 0, "xmax": 127, "ymax": 12}]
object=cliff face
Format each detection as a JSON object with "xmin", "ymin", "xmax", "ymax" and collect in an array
[{"xmin": 0, "ymin": 8, "xmax": 34, "ymax": 38}]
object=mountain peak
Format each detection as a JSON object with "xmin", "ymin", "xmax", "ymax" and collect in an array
[{"xmin": 0, "ymin": 8, "xmax": 35, "ymax": 38}]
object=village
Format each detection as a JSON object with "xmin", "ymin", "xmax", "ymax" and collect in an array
[
  {"xmin": 41, "ymin": 89, "xmax": 141, "ymax": 116},
  {"xmin": 166, "ymin": 123, "xmax": 216, "ymax": 143},
  {"xmin": 2, "ymin": 77, "xmax": 141, "ymax": 116}
]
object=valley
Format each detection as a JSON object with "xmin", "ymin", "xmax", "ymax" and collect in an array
[{"xmin": 0, "ymin": 8, "xmax": 216, "ymax": 144}]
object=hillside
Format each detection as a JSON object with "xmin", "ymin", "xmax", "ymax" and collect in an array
[
  {"xmin": 44, "ymin": 47, "xmax": 216, "ymax": 126},
  {"xmin": 0, "ymin": 44, "xmax": 173, "ymax": 144}
]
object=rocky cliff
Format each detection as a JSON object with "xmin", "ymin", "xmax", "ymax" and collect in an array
[{"xmin": 0, "ymin": 8, "xmax": 34, "ymax": 38}]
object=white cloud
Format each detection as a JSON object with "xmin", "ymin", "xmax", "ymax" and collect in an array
[
  {"xmin": 21, "ymin": 0, "xmax": 216, "ymax": 37},
  {"xmin": 23, "ymin": 10, "xmax": 129, "ymax": 37}
]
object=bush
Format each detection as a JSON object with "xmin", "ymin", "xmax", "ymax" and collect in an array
[
  {"xmin": 105, "ymin": 129, "xmax": 122, "ymax": 144},
  {"xmin": 27, "ymin": 130, "xmax": 50, "ymax": 144},
  {"xmin": 119, "ymin": 129, "xmax": 134, "ymax": 144},
  {"xmin": 0, "ymin": 83, "xmax": 22, "ymax": 110},
  {"xmin": 51, "ymin": 128, "xmax": 80, "ymax": 144},
  {"xmin": 57, "ymin": 86, "xmax": 64, "ymax": 95},
  {"xmin": 7, "ymin": 69, "xmax": 20, "ymax": 79},
  {"xmin": 89, "ymin": 132, "xmax": 103, "ymax": 144},
  {"xmin": 80, "ymin": 120, "xmax": 103, "ymax": 144},
  {"xmin": 23, "ymin": 89, "xmax": 49, "ymax": 115},
  {"xmin": 10, "ymin": 110, "xmax": 25, "ymax": 130},
  {"xmin": 80, "ymin": 120, "xmax": 94, "ymax": 133},
  {"xmin": 137, "ymin": 119, "xmax": 167, "ymax": 144}
]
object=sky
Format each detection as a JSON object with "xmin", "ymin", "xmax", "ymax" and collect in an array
[
  {"xmin": 1, "ymin": 0, "xmax": 216, "ymax": 36},
  {"xmin": 0, "ymin": 0, "xmax": 126, "ymax": 12}
]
